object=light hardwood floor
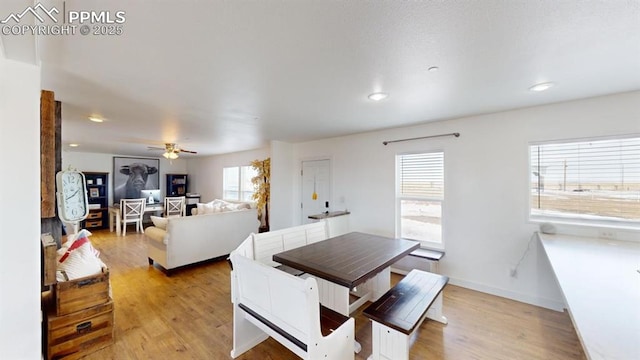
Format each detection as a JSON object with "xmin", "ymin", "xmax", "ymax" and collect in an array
[{"xmin": 77, "ymin": 229, "xmax": 586, "ymax": 360}]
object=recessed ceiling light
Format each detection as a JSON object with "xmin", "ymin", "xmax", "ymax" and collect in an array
[
  {"xmin": 88, "ymin": 116, "xmax": 104, "ymax": 123},
  {"xmin": 368, "ymin": 92, "xmax": 388, "ymax": 101},
  {"xmin": 529, "ymin": 82, "xmax": 555, "ymax": 92},
  {"xmin": 69, "ymin": 143, "xmax": 79, "ymax": 147},
  {"xmin": 428, "ymin": 66, "xmax": 439, "ymax": 72}
]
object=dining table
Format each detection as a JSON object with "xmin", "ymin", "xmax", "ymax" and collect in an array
[{"xmin": 273, "ymin": 231, "xmax": 420, "ymax": 317}]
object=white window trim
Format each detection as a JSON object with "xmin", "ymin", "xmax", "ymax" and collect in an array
[
  {"xmin": 223, "ymin": 165, "xmax": 256, "ymax": 202},
  {"xmin": 395, "ymin": 150, "xmax": 445, "ymax": 250}
]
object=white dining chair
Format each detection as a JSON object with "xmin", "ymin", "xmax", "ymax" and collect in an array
[
  {"xmin": 120, "ymin": 198, "xmax": 146, "ymax": 236},
  {"xmin": 164, "ymin": 196, "xmax": 186, "ymax": 217}
]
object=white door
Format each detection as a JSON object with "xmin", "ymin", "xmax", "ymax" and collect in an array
[{"xmin": 301, "ymin": 159, "xmax": 331, "ymax": 224}]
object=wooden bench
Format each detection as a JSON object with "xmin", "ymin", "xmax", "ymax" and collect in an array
[
  {"xmin": 392, "ymin": 248, "xmax": 445, "ymax": 275},
  {"xmin": 229, "ymin": 252, "xmax": 355, "ymax": 359},
  {"xmin": 363, "ymin": 269, "xmax": 448, "ymax": 360}
]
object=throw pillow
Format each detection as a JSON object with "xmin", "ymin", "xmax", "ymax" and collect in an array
[
  {"xmin": 196, "ymin": 203, "xmax": 206, "ymax": 215},
  {"xmin": 212, "ymin": 201, "xmax": 224, "ymax": 212},
  {"xmin": 197, "ymin": 202, "xmax": 217, "ymax": 214},
  {"xmin": 236, "ymin": 203, "xmax": 251, "ymax": 210},
  {"xmin": 221, "ymin": 203, "xmax": 238, "ymax": 212},
  {"xmin": 57, "ymin": 231, "xmax": 103, "ymax": 281},
  {"xmin": 150, "ymin": 215, "xmax": 168, "ymax": 230},
  {"xmin": 57, "ymin": 230, "xmax": 98, "ymax": 261},
  {"xmin": 204, "ymin": 202, "xmax": 215, "ymax": 214}
]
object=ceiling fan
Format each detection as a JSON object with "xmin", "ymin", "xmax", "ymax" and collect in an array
[{"xmin": 147, "ymin": 143, "xmax": 197, "ymax": 159}]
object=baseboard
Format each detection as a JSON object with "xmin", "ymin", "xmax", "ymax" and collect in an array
[
  {"xmin": 447, "ymin": 276, "xmax": 565, "ymax": 311},
  {"xmin": 391, "ymin": 258, "xmax": 565, "ymax": 311}
]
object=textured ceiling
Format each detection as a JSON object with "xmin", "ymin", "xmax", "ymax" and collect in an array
[{"xmin": 4, "ymin": 0, "xmax": 639, "ymax": 157}]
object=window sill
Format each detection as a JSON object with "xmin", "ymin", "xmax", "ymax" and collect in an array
[
  {"xmin": 530, "ymin": 217, "xmax": 640, "ymax": 232},
  {"xmin": 530, "ymin": 218, "xmax": 640, "ymax": 242}
]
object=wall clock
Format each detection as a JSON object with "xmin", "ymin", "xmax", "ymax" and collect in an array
[{"xmin": 56, "ymin": 170, "xmax": 90, "ymax": 223}]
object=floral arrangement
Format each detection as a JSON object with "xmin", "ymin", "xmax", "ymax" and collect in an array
[{"xmin": 251, "ymin": 157, "xmax": 270, "ymax": 232}]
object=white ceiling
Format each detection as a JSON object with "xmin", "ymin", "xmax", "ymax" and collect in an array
[{"xmin": 4, "ymin": 0, "xmax": 640, "ymax": 157}]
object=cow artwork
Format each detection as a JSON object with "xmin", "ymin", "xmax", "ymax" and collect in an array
[{"xmin": 113, "ymin": 157, "xmax": 160, "ymax": 205}]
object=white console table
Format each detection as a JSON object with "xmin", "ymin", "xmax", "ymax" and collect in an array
[{"xmin": 538, "ymin": 232, "xmax": 640, "ymax": 360}]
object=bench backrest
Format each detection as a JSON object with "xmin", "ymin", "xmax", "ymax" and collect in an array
[
  {"xmin": 234, "ymin": 235, "xmax": 254, "ymax": 259},
  {"xmin": 231, "ymin": 252, "xmax": 322, "ymax": 355},
  {"xmin": 252, "ymin": 221, "xmax": 328, "ymax": 267}
]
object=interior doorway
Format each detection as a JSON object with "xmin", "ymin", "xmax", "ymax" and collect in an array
[{"xmin": 301, "ymin": 159, "xmax": 331, "ymax": 224}]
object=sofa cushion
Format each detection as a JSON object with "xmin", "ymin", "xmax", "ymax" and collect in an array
[{"xmin": 150, "ymin": 215, "xmax": 168, "ymax": 229}]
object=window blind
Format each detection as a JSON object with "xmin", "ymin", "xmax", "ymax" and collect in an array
[
  {"xmin": 399, "ymin": 152, "xmax": 444, "ymax": 199},
  {"xmin": 530, "ymin": 135, "xmax": 640, "ymax": 224}
]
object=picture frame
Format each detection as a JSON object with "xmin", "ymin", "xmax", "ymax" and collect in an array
[
  {"xmin": 113, "ymin": 156, "xmax": 160, "ymax": 205},
  {"xmin": 89, "ymin": 188, "xmax": 100, "ymax": 198}
]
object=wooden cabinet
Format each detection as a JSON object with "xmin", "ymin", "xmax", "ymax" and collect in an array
[
  {"xmin": 43, "ymin": 267, "xmax": 114, "ymax": 359},
  {"xmin": 45, "ymin": 300, "xmax": 114, "ymax": 360},
  {"xmin": 166, "ymin": 174, "xmax": 188, "ymax": 196},
  {"xmin": 83, "ymin": 172, "xmax": 109, "ymax": 230}
]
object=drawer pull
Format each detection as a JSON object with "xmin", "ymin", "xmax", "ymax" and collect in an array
[
  {"xmin": 76, "ymin": 321, "xmax": 92, "ymax": 334},
  {"xmin": 77, "ymin": 278, "xmax": 97, "ymax": 287}
]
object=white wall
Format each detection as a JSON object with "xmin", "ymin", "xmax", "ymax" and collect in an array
[
  {"xmin": 271, "ymin": 91, "xmax": 640, "ymax": 310},
  {"xmin": 269, "ymin": 141, "xmax": 295, "ymax": 230},
  {"xmin": 62, "ymin": 151, "xmax": 188, "ymax": 205},
  {"xmin": 0, "ymin": 58, "xmax": 42, "ymax": 358},
  {"xmin": 187, "ymin": 147, "xmax": 270, "ymax": 202}
]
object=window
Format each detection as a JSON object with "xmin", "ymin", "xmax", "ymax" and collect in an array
[
  {"xmin": 396, "ymin": 151, "xmax": 444, "ymax": 247},
  {"xmin": 223, "ymin": 165, "xmax": 257, "ymax": 201},
  {"xmin": 530, "ymin": 135, "xmax": 640, "ymax": 228}
]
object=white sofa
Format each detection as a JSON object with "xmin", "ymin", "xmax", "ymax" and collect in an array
[{"xmin": 145, "ymin": 208, "xmax": 259, "ymax": 274}]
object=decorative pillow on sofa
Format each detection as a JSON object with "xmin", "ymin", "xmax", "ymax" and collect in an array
[
  {"xmin": 195, "ymin": 203, "xmax": 205, "ymax": 214},
  {"xmin": 221, "ymin": 203, "xmax": 238, "ymax": 212},
  {"xmin": 235, "ymin": 202, "xmax": 251, "ymax": 210},
  {"xmin": 193, "ymin": 199, "xmax": 251, "ymax": 214},
  {"xmin": 150, "ymin": 215, "xmax": 168, "ymax": 230},
  {"xmin": 196, "ymin": 202, "xmax": 216, "ymax": 214}
]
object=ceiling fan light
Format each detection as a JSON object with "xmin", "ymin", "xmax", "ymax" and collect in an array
[
  {"xmin": 163, "ymin": 151, "xmax": 178, "ymax": 160},
  {"xmin": 368, "ymin": 92, "xmax": 388, "ymax": 101},
  {"xmin": 163, "ymin": 152, "xmax": 178, "ymax": 159},
  {"xmin": 529, "ymin": 82, "xmax": 555, "ymax": 92},
  {"xmin": 88, "ymin": 116, "xmax": 104, "ymax": 123}
]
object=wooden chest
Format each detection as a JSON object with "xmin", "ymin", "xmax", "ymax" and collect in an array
[
  {"xmin": 46, "ymin": 300, "xmax": 114, "ymax": 360},
  {"xmin": 55, "ymin": 268, "xmax": 110, "ymax": 316},
  {"xmin": 41, "ymin": 233, "xmax": 58, "ymax": 286}
]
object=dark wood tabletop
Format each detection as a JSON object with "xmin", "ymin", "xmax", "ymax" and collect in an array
[{"xmin": 272, "ymin": 232, "xmax": 420, "ymax": 289}]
